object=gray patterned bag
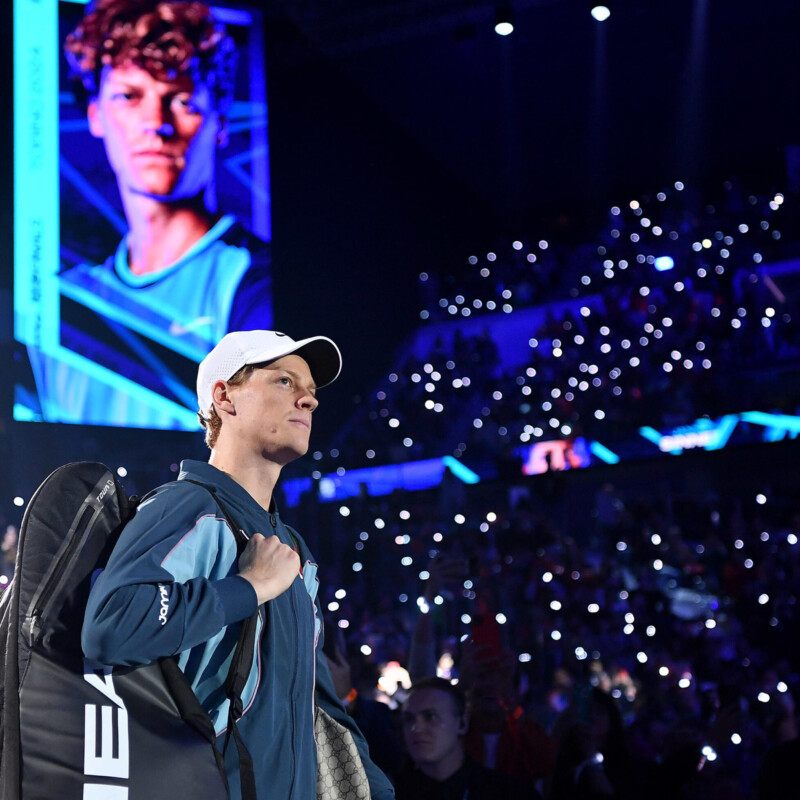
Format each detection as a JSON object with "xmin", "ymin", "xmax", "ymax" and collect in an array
[{"xmin": 315, "ymin": 705, "xmax": 372, "ymax": 799}]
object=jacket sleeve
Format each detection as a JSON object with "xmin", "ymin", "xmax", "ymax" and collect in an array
[
  {"xmin": 313, "ymin": 610, "xmax": 396, "ymax": 799},
  {"xmin": 82, "ymin": 482, "xmax": 257, "ymax": 667}
]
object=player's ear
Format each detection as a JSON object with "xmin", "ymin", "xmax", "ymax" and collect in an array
[
  {"xmin": 212, "ymin": 379, "xmax": 235, "ymax": 415},
  {"xmin": 87, "ymin": 100, "xmax": 104, "ymax": 138}
]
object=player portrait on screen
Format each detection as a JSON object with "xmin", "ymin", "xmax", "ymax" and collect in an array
[{"xmin": 25, "ymin": 0, "xmax": 272, "ymax": 429}]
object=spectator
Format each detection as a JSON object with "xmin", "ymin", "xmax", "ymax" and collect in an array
[{"xmin": 395, "ymin": 677, "xmax": 537, "ymax": 800}]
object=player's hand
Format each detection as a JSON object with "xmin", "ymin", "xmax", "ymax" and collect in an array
[{"xmin": 238, "ymin": 533, "xmax": 300, "ymax": 604}]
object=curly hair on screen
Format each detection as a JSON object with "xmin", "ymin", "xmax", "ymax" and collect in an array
[{"xmin": 65, "ymin": 0, "xmax": 236, "ymax": 113}]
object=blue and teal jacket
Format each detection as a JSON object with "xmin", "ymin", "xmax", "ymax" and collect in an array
[{"xmin": 82, "ymin": 459, "xmax": 394, "ymax": 800}]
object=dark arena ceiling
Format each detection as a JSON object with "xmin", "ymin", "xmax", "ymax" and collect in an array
[
  {"xmin": 260, "ymin": 0, "xmax": 800, "ymax": 436},
  {"xmin": 264, "ymin": 0, "xmax": 800, "ymax": 226}
]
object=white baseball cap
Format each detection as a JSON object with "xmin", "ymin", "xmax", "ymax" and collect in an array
[{"xmin": 197, "ymin": 330, "xmax": 342, "ymax": 416}]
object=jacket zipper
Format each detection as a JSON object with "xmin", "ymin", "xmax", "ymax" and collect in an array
[{"xmin": 273, "ymin": 512, "xmax": 298, "ymax": 796}]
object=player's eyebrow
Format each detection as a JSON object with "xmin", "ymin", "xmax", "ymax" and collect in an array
[{"xmin": 268, "ymin": 365, "xmax": 317, "ymax": 393}]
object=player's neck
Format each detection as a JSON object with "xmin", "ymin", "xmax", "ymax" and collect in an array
[
  {"xmin": 124, "ymin": 197, "xmax": 216, "ymax": 276},
  {"xmin": 209, "ymin": 448, "xmax": 282, "ymax": 513}
]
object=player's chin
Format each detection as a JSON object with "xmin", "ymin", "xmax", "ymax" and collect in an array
[
  {"xmin": 288, "ymin": 436, "xmax": 311, "ymax": 459},
  {"xmin": 269, "ymin": 443, "xmax": 309, "ymax": 466},
  {"xmin": 134, "ymin": 174, "xmax": 183, "ymax": 197},
  {"xmin": 147, "ymin": 184, "xmax": 183, "ymax": 199}
]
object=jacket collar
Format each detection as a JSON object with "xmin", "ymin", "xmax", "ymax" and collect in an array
[{"xmin": 177, "ymin": 459, "xmax": 279, "ymax": 515}]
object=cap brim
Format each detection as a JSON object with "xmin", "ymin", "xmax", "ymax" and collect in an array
[{"xmin": 248, "ymin": 335, "xmax": 342, "ymax": 388}]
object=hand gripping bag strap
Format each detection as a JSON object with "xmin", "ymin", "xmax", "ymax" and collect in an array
[
  {"xmin": 6, "ymin": 463, "xmax": 256, "ymax": 800},
  {"xmin": 184, "ymin": 480, "xmax": 259, "ymax": 800},
  {"xmin": 4, "ymin": 466, "xmax": 257, "ymax": 800}
]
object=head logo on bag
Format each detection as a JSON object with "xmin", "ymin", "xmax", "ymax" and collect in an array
[{"xmin": 83, "ymin": 670, "xmax": 130, "ymax": 794}]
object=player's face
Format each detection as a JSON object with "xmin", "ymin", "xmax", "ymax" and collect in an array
[
  {"xmin": 402, "ymin": 689, "xmax": 466, "ymax": 771},
  {"xmin": 228, "ymin": 355, "xmax": 319, "ymax": 465},
  {"xmin": 88, "ymin": 64, "xmax": 221, "ymax": 201}
]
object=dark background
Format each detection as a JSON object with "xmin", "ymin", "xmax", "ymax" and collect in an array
[
  {"xmin": 2, "ymin": 0, "xmax": 800, "ymax": 495},
  {"xmin": 263, "ymin": 0, "xmax": 800, "ymax": 442}
]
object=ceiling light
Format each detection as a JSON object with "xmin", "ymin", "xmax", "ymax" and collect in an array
[{"xmin": 495, "ymin": 2, "xmax": 514, "ymax": 35}]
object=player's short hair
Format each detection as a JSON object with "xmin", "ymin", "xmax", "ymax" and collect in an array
[{"xmin": 65, "ymin": 0, "xmax": 236, "ymax": 114}]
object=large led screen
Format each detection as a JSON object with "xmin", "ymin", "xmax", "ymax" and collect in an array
[{"xmin": 14, "ymin": 0, "xmax": 271, "ymax": 429}]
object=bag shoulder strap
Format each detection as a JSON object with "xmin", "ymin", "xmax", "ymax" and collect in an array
[{"xmin": 180, "ymin": 479, "xmax": 258, "ymax": 800}]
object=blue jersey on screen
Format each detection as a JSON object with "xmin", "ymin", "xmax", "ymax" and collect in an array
[{"xmin": 26, "ymin": 215, "xmax": 272, "ymax": 430}]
